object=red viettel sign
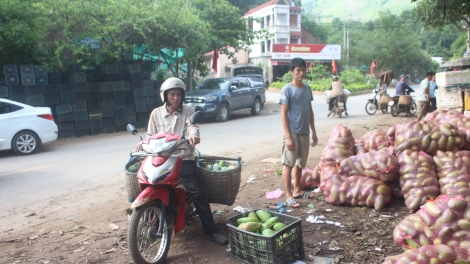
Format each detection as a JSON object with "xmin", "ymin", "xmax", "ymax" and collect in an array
[{"xmin": 272, "ymin": 44, "xmax": 341, "ymax": 60}]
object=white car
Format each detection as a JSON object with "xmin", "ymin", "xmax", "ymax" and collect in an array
[{"xmin": 0, "ymin": 98, "xmax": 58, "ymax": 155}]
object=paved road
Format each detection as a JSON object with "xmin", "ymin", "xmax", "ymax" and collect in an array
[{"xmin": 0, "ymin": 85, "xmax": 418, "ymax": 230}]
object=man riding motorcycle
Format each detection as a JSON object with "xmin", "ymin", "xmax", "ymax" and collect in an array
[
  {"xmin": 395, "ymin": 74, "xmax": 415, "ymax": 116},
  {"xmin": 327, "ymin": 76, "xmax": 348, "ymax": 116},
  {"xmin": 146, "ymin": 77, "xmax": 228, "ymax": 245}
]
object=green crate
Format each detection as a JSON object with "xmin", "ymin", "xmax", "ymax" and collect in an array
[{"xmin": 227, "ymin": 210, "xmax": 304, "ymax": 264}]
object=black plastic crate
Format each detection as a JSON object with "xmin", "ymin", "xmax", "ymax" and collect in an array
[
  {"xmin": 115, "ymin": 106, "xmax": 126, "ymax": 117},
  {"xmin": 107, "ymin": 73, "xmax": 120, "ymax": 82},
  {"xmin": 73, "ymin": 101, "xmax": 87, "ymax": 111},
  {"xmin": 130, "ymin": 72, "xmax": 143, "ymax": 82},
  {"xmin": 100, "ymin": 65, "xmax": 107, "ymax": 75},
  {"xmin": 134, "ymin": 97, "xmax": 148, "ymax": 113},
  {"xmin": 138, "ymin": 118, "xmax": 148, "ymax": 128},
  {"xmin": 69, "ymin": 64, "xmax": 82, "ymax": 74},
  {"xmin": 34, "ymin": 65, "xmax": 47, "ymax": 75},
  {"xmin": 88, "ymin": 92, "xmax": 100, "ymax": 101},
  {"xmin": 101, "ymin": 99, "xmax": 114, "ymax": 109},
  {"xmin": 75, "ymin": 120, "xmax": 90, "ymax": 130},
  {"xmin": 115, "ymin": 115, "xmax": 128, "ymax": 126},
  {"xmin": 146, "ymin": 96, "xmax": 158, "ymax": 105},
  {"xmin": 62, "ymin": 72, "xmax": 71, "ymax": 83},
  {"xmin": 60, "ymin": 92, "xmax": 75, "ymax": 103},
  {"xmin": 89, "ymin": 116, "xmax": 103, "ymax": 128},
  {"xmin": 227, "ymin": 210, "xmax": 304, "ymax": 264},
  {"xmin": 48, "ymin": 72, "xmax": 62, "ymax": 84},
  {"xmin": 55, "ymin": 103, "xmax": 73, "ymax": 115},
  {"xmin": 125, "ymin": 97, "xmax": 135, "ymax": 107},
  {"xmin": 10, "ymin": 95, "xmax": 28, "ymax": 104},
  {"xmin": 127, "ymin": 113, "xmax": 137, "ymax": 125},
  {"xmin": 21, "ymin": 75, "xmax": 35, "ymax": 85},
  {"xmin": 26, "ymin": 85, "xmax": 43, "ymax": 95},
  {"xmin": 154, "ymin": 80, "xmax": 164, "ymax": 90},
  {"xmin": 147, "ymin": 103, "xmax": 158, "ymax": 111},
  {"xmin": 131, "ymin": 77, "xmax": 143, "ymax": 89},
  {"xmin": 86, "ymin": 73, "xmax": 93, "ymax": 83},
  {"xmin": 118, "ymin": 65, "xmax": 129, "ymax": 74},
  {"xmin": 103, "ymin": 126, "xmax": 116, "ymax": 133},
  {"xmin": 3, "ymin": 65, "xmax": 18, "ymax": 75},
  {"xmin": 59, "ymin": 83, "xmax": 74, "ymax": 94},
  {"xmin": 9, "ymin": 85, "xmax": 26, "ymax": 95},
  {"xmin": 103, "ymin": 117, "xmax": 116, "ymax": 127},
  {"xmin": 88, "ymin": 82, "xmax": 100, "ymax": 92},
  {"xmin": 102, "ymin": 108, "xmax": 115, "ymax": 118},
  {"xmin": 5, "ymin": 75, "xmax": 20, "ymax": 85},
  {"xmin": 35, "ymin": 75, "xmax": 48, "ymax": 85},
  {"xmin": 101, "ymin": 91, "xmax": 114, "ymax": 100},
  {"xmin": 0, "ymin": 86, "xmax": 9, "ymax": 98},
  {"xmin": 114, "ymin": 98, "xmax": 125, "ymax": 108},
  {"xmin": 73, "ymin": 72, "xmax": 87, "ymax": 83},
  {"xmin": 106, "ymin": 64, "xmax": 119, "ymax": 74},
  {"xmin": 133, "ymin": 88, "xmax": 145, "ymax": 98},
  {"xmin": 100, "ymin": 82, "xmax": 113, "ymax": 93},
  {"xmin": 55, "ymin": 112, "xmax": 74, "ymax": 122},
  {"xmin": 44, "ymin": 94, "xmax": 60, "ymax": 105},
  {"xmin": 113, "ymin": 90, "xmax": 125, "ymax": 99},
  {"xmin": 44, "ymin": 84, "xmax": 59, "ymax": 94},
  {"xmin": 74, "ymin": 83, "xmax": 88, "ymax": 93},
  {"xmin": 75, "ymin": 129, "xmax": 90, "ymax": 137},
  {"xmin": 143, "ymin": 79, "xmax": 154, "ymax": 89},
  {"xmin": 124, "ymin": 81, "xmax": 132, "ymax": 91},
  {"xmin": 27, "ymin": 95, "xmax": 44, "ymax": 106},
  {"xmin": 58, "ymin": 121, "xmax": 75, "ymax": 131},
  {"xmin": 87, "ymin": 101, "xmax": 101, "ymax": 111},
  {"xmin": 90, "ymin": 127, "xmax": 104, "ymax": 135},
  {"xmin": 59, "ymin": 130, "xmax": 76, "ymax": 138},
  {"xmin": 126, "ymin": 106, "xmax": 136, "ymax": 114},
  {"xmin": 113, "ymin": 81, "xmax": 125, "ymax": 91},
  {"xmin": 128, "ymin": 64, "xmax": 141, "ymax": 73},
  {"xmin": 20, "ymin": 65, "xmax": 34, "ymax": 75},
  {"xmin": 144, "ymin": 87, "xmax": 156, "ymax": 97},
  {"xmin": 75, "ymin": 92, "xmax": 88, "ymax": 101},
  {"xmin": 74, "ymin": 109, "xmax": 88, "ymax": 121},
  {"xmin": 116, "ymin": 124, "xmax": 127, "ymax": 132}
]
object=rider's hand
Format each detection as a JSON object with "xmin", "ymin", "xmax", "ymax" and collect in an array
[
  {"xmin": 285, "ymin": 136, "xmax": 294, "ymax": 151},
  {"xmin": 311, "ymin": 133, "xmax": 318, "ymax": 147},
  {"xmin": 188, "ymin": 135, "xmax": 200, "ymax": 147}
]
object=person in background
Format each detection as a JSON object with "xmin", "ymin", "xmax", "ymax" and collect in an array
[
  {"xmin": 327, "ymin": 76, "xmax": 348, "ymax": 116},
  {"xmin": 395, "ymin": 74, "xmax": 415, "ymax": 116},
  {"xmin": 429, "ymin": 74, "xmax": 438, "ymax": 110},
  {"xmin": 279, "ymin": 57, "xmax": 318, "ymax": 208},
  {"xmin": 416, "ymin": 72, "xmax": 433, "ymax": 121},
  {"xmin": 147, "ymin": 77, "xmax": 228, "ymax": 246}
]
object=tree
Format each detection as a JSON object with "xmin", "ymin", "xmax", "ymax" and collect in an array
[{"xmin": 412, "ymin": 0, "xmax": 470, "ymax": 56}]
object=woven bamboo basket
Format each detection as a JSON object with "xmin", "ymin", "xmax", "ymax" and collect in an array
[
  {"xmin": 398, "ymin": 95, "xmax": 413, "ymax": 106},
  {"xmin": 124, "ymin": 158, "xmax": 142, "ymax": 202},
  {"xmin": 197, "ymin": 158, "xmax": 241, "ymax": 206},
  {"xmin": 379, "ymin": 94, "xmax": 390, "ymax": 106}
]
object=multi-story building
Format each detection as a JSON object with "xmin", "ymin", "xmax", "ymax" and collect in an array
[{"xmin": 243, "ymin": 0, "xmax": 341, "ymax": 84}]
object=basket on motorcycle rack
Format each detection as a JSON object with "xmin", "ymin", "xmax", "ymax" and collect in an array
[
  {"xmin": 379, "ymin": 94, "xmax": 390, "ymax": 106},
  {"xmin": 398, "ymin": 95, "xmax": 412, "ymax": 106},
  {"xmin": 124, "ymin": 156, "xmax": 142, "ymax": 202},
  {"xmin": 197, "ymin": 156, "xmax": 241, "ymax": 206}
]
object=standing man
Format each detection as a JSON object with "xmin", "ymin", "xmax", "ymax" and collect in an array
[
  {"xmin": 417, "ymin": 72, "xmax": 433, "ymax": 121},
  {"xmin": 279, "ymin": 58, "xmax": 318, "ymax": 208},
  {"xmin": 147, "ymin": 77, "xmax": 228, "ymax": 245},
  {"xmin": 429, "ymin": 74, "xmax": 438, "ymax": 110},
  {"xmin": 395, "ymin": 74, "xmax": 415, "ymax": 116}
]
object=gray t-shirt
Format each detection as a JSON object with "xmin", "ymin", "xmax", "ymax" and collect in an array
[{"xmin": 279, "ymin": 83, "xmax": 313, "ymax": 134}]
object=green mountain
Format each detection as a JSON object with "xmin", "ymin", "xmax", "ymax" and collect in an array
[{"xmin": 301, "ymin": 0, "xmax": 416, "ymax": 22}]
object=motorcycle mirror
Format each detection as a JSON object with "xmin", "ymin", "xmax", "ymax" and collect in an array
[
  {"xmin": 189, "ymin": 111, "xmax": 205, "ymax": 124},
  {"xmin": 127, "ymin": 124, "xmax": 138, "ymax": 135}
]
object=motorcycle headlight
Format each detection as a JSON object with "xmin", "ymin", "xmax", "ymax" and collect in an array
[{"xmin": 205, "ymin": 96, "xmax": 217, "ymax": 102}]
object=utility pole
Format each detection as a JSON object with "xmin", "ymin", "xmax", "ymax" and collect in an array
[
  {"xmin": 346, "ymin": 26, "xmax": 349, "ymax": 66},
  {"xmin": 186, "ymin": 0, "xmax": 193, "ymax": 90}
]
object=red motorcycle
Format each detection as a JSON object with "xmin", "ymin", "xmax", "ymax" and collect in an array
[{"xmin": 126, "ymin": 111, "xmax": 204, "ymax": 264}]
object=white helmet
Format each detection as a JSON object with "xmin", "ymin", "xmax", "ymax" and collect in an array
[{"xmin": 160, "ymin": 77, "xmax": 186, "ymax": 104}]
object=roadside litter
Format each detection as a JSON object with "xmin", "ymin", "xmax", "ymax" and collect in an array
[
  {"xmin": 306, "ymin": 215, "xmax": 344, "ymax": 227},
  {"xmin": 265, "ymin": 188, "xmax": 284, "ymax": 199}
]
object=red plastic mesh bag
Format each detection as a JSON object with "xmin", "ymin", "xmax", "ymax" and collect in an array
[
  {"xmin": 433, "ymin": 150, "xmax": 470, "ymax": 179},
  {"xmin": 321, "ymin": 174, "xmax": 392, "ymax": 211},
  {"xmin": 384, "ymin": 244, "xmax": 470, "ymax": 264},
  {"xmin": 439, "ymin": 173, "xmax": 470, "ymax": 202},
  {"xmin": 319, "ymin": 124, "xmax": 355, "ymax": 169},
  {"xmin": 398, "ymin": 150, "xmax": 440, "ymax": 211},
  {"xmin": 289, "ymin": 166, "xmax": 319, "ymax": 190},
  {"xmin": 359, "ymin": 129, "xmax": 392, "ymax": 152},
  {"xmin": 339, "ymin": 150, "xmax": 399, "ymax": 182}
]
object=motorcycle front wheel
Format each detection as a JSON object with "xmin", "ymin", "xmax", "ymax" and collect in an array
[
  {"xmin": 365, "ymin": 102, "xmax": 377, "ymax": 115},
  {"xmin": 391, "ymin": 105, "xmax": 399, "ymax": 117},
  {"xmin": 128, "ymin": 201, "xmax": 171, "ymax": 264}
]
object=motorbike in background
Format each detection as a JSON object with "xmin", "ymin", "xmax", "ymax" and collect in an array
[
  {"xmin": 365, "ymin": 88, "xmax": 390, "ymax": 115},
  {"xmin": 390, "ymin": 91, "xmax": 417, "ymax": 117},
  {"xmin": 330, "ymin": 96, "xmax": 345, "ymax": 118}
]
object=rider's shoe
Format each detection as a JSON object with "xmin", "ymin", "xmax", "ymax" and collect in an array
[
  {"xmin": 345, "ymin": 111, "xmax": 349, "ymax": 116},
  {"xmin": 211, "ymin": 233, "xmax": 228, "ymax": 245},
  {"xmin": 327, "ymin": 111, "xmax": 332, "ymax": 117}
]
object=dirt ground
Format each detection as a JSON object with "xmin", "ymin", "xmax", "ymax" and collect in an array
[{"xmin": 0, "ymin": 102, "xmax": 415, "ymax": 264}]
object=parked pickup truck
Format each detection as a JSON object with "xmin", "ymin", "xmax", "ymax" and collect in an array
[{"xmin": 185, "ymin": 77, "xmax": 266, "ymax": 122}]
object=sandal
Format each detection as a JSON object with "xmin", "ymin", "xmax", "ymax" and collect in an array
[
  {"xmin": 286, "ymin": 198, "xmax": 300, "ymax": 208},
  {"xmin": 294, "ymin": 191, "xmax": 314, "ymax": 199}
]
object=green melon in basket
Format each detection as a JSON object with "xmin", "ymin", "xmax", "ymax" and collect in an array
[
  {"xmin": 228, "ymin": 165, "xmax": 235, "ymax": 170},
  {"xmin": 221, "ymin": 167, "xmax": 229, "ymax": 171},
  {"xmin": 205, "ymin": 164, "xmax": 213, "ymax": 170},
  {"xmin": 219, "ymin": 160, "xmax": 226, "ymax": 167},
  {"xmin": 127, "ymin": 163, "xmax": 141, "ymax": 173},
  {"xmin": 213, "ymin": 164, "xmax": 221, "ymax": 171}
]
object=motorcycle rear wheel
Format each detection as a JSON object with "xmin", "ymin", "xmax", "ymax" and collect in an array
[
  {"xmin": 410, "ymin": 102, "xmax": 417, "ymax": 115},
  {"xmin": 128, "ymin": 201, "xmax": 171, "ymax": 264},
  {"xmin": 391, "ymin": 105, "xmax": 399, "ymax": 117},
  {"xmin": 365, "ymin": 102, "xmax": 377, "ymax": 115}
]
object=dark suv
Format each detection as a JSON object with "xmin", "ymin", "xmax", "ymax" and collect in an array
[{"xmin": 185, "ymin": 77, "xmax": 266, "ymax": 122}]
